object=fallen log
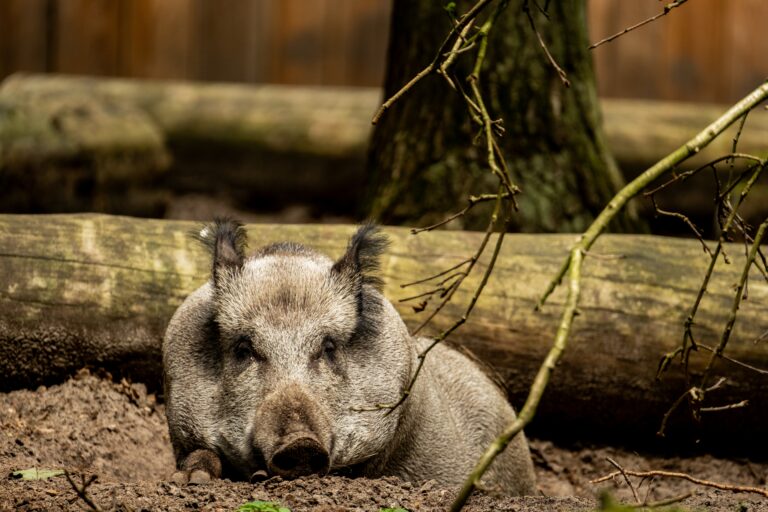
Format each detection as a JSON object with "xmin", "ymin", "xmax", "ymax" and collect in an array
[
  {"xmin": 3, "ymin": 74, "xmax": 767, "ymax": 220},
  {"xmin": 0, "ymin": 83, "xmax": 170, "ymax": 216},
  {"xmin": 1, "ymin": 214, "xmax": 766, "ymax": 455},
  {"xmin": 4, "ymin": 74, "xmax": 767, "ymax": 168}
]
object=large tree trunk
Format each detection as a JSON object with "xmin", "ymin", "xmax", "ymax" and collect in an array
[
  {"xmin": 367, "ymin": 1, "xmax": 637, "ymax": 232},
  {"xmin": 1, "ymin": 214, "xmax": 766, "ymax": 456}
]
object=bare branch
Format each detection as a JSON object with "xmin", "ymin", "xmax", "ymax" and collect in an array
[
  {"xmin": 591, "ymin": 467, "xmax": 768, "ymax": 498},
  {"xmin": 523, "ymin": 0, "xmax": 570, "ymax": 87},
  {"xmin": 589, "ymin": 0, "xmax": 690, "ymax": 50}
]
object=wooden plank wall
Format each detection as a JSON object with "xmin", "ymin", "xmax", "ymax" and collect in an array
[
  {"xmin": 589, "ymin": 0, "xmax": 768, "ymax": 103},
  {"xmin": 1, "ymin": 1, "xmax": 766, "ymax": 103},
  {"xmin": 0, "ymin": 0, "xmax": 391, "ymax": 86}
]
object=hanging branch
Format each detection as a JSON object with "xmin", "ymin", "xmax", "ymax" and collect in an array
[
  {"xmin": 589, "ymin": 0, "xmax": 690, "ymax": 50},
  {"xmin": 451, "ymin": 82, "xmax": 768, "ymax": 512},
  {"xmin": 371, "ymin": 0, "xmax": 496, "ymax": 125},
  {"xmin": 360, "ymin": 0, "xmax": 524, "ymax": 416}
]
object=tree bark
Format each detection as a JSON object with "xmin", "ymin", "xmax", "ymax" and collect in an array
[
  {"xmin": 366, "ymin": 1, "xmax": 637, "ymax": 232},
  {"xmin": 1, "ymin": 214, "xmax": 766, "ymax": 455}
]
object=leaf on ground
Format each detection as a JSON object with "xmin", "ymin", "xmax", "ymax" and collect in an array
[
  {"xmin": 236, "ymin": 500, "xmax": 291, "ymax": 512},
  {"xmin": 10, "ymin": 468, "xmax": 65, "ymax": 480}
]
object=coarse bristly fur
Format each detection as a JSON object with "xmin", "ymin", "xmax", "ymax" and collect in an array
[
  {"xmin": 163, "ymin": 221, "xmax": 536, "ymax": 495},
  {"xmin": 194, "ymin": 217, "xmax": 248, "ymax": 287},
  {"xmin": 331, "ymin": 223, "xmax": 389, "ymax": 291}
]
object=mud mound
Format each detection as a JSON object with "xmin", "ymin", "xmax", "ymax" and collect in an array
[{"xmin": 1, "ymin": 373, "xmax": 766, "ymax": 511}]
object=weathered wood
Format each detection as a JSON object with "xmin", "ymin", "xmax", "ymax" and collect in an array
[
  {"xmin": 2, "ymin": 74, "xmax": 766, "ymax": 222},
  {"xmin": 4, "ymin": 74, "xmax": 766, "ymax": 168},
  {"xmin": 0, "ymin": 214, "xmax": 766, "ymax": 454},
  {"xmin": 0, "ymin": 81, "xmax": 170, "ymax": 215}
]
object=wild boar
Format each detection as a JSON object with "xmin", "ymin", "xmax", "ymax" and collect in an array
[{"xmin": 163, "ymin": 219, "xmax": 535, "ymax": 495}]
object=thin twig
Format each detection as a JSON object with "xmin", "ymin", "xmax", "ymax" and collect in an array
[
  {"xmin": 410, "ymin": 193, "xmax": 509, "ymax": 234},
  {"xmin": 401, "ymin": 259, "xmax": 472, "ymax": 288},
  {"xmin": 589, "ymin": 0, "xmax": 690, "ymax": 50},
  {"xmin": 591, "ymin": 468, "xmax": 768, "ymax": 498},
  {"xmin": 643, "ymin": 153, "xmax": 764, "ymax": 197},
  {"xmin": 649, "ymin": 196, "xmax": 711, "ymax": 255},
  {"xmin": 700, "ymin": 217, "xmax": 768, "ymax": 387},
  {"xmin": 354, "ymin": 194, "xmax": 507, "ymax": 413},
  {"xmin": 697, "ymin": 343, "xmax": 768, "ymax": 375},
  {"xmin": 64, "ymin": 471, "xmax": 102, "ymax": 512},
  {"xmin": 523, "ymin": 0, "xmax": 570, "ymax": 87},
  {"xmin": 700, "ymin": 400, "xmax": 749, "ymax": 413},
  {"xmin": 372, "ymin": 0, "xmax": 495, "ymax": 124},
  {"xmin": 675, "ymin": 163, "xmax": 766, "ymax": 381},
  {"xmin": 606, "ymin": 457, "xmax": 640, "ymax": 504}
]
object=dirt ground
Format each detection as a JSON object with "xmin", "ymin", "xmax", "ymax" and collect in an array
[{"xmin": 1, "ymin": 372, "xmax": 766, "ymax": 511}]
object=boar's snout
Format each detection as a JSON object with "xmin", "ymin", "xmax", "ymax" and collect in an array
[
  {"xmin": 254, "ymin": 382, "xmax": 332, "ymax": 479},
  {"xmin": 269, "ymin": 433, "xmax": 330, "ymax": 478}
]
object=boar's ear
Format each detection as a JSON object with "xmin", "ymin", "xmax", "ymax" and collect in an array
[
  {"xmin": 332, "ymin": 224, "xmax": 389, "ymax": 291},
  {"xmin": 196, "ymin": 217, "xmax": 247, "ymax": 287}
]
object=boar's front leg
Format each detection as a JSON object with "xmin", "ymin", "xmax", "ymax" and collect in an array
[{"xmin": 170, "ymin": 449, "xmax": 222, "ymax": 485}]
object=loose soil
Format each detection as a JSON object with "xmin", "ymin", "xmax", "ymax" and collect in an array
[{"xmin": 1, "ymin": 372, "xmax": 766, "ymax": 511}]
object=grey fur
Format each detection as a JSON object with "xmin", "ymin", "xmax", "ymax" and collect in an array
[{"xmin": 163, "ymin": 222, "xmax": 536, "ymax": 494}]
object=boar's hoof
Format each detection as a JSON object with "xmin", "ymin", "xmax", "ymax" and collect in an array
[
  {"xmin": 189, "ymin": 469, "xmax": 212, "ymax": 485},
  {"xmin": 170, "ymin": 470, "xmax": 189, "ymax": 485},
  {"xmin": 170, "ymin": 469, "xmax": 213, "ymax": 485},
  {"xmin": 268, "ymin": 436, "xmax": 330, "ymax": 478}
]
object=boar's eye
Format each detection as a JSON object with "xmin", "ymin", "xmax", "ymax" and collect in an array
[
  {"xmin": 320, "ymin": 337, "xmax": 337, "ymax": 363},
  {"xmin": 233, "ymin": 335, "xmax": 262, "ymax": 362}
]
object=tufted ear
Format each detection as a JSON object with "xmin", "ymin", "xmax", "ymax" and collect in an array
[
  {"xmin": 196, "ymin": 217, "xmax": 247, "ymax": 288},
  {"xmin": 331, "ymin": 224, "xmax": 389, "ymax": 291}
]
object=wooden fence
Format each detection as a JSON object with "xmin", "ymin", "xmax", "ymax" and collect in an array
[{"xmin": 1, "ymin": 0, "xmax": 767, "ymax": 103}]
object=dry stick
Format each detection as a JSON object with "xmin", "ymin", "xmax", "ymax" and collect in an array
[
  {"xmin": 591, "ymin": 468, "xmax": 768, "ymax": 499},
  {"xmin": 467, "ymin": 4, "xmax": 518, "ymax": 199},
  {"xmin": 697, "ymin": 342, "xmax": 768, "ymax": 375},
  {"xmin": 676, "ymin": 164, "xmax": 765, "ymax": 378},
  {"xmin": 589, "ymin": 0, "xmax": 690, "ymax": 50},
  {"xmin": 353, "ymin": 194, "xmax": 507, "ymax": 413},
  {"xmin": 653, "ymin": 160, "xmax": 766, "ymax": 396},
  {"xmin": 439, "ymin": 21, "xmax": 476, "ymax": 90},
  {"xmin": 451, "ymin": 81, "xmax": 768, "ymax": 512},
  {"xmin": 400, "ymin": 258, "xmax": 472, "ymax": 288},
  {"xmin": 64, "ymin": 471, "xmax": 102, "ymax": 512},
  {"xmin": 700, "ymin": 400, "xmax": 749, "ymax": 413},
  {"xmin": 649, "ymin": 196, "xmax": 711, "ymax": 255},
  {"xmin": 378, "ymin": 197, "xmax": 509, "ymax": 414},
  {"xmin": 408, "ymin": 0, "xmax": 516, "ymax": 339},
  {"xmin": 523, "ymin": 0, "xmax": 570, "ymax": 87},
  {"xmin": 409, "ymin": 197, "xmax": 500, "ymax": 338},
  {"xmin": 606, "ymin": 457, "xmax": 640, "ymax": 504},
  {"xmin": 410, "ymin": 193, "xmax": 508, "ymax": 234},
  {"xmin": 372, "ymin": 0, "xmax": 495, "ymax": 124},
  {"xmin": 700, "ymin": 217, "xmax": 768, "ymax": 387},
  {"xmin": 643, "ymin": 153, "xmax": 764, "ymax": 196}
]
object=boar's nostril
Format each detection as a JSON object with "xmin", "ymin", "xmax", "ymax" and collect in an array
[{"xmin": 268, "ymin": 436, "xmax": 330, "ymax": 479}]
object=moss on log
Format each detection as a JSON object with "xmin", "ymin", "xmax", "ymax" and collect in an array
[
  {"xmin": 2, "ymin": 75, "xmax": 767, "ymax": 222},
  {"xmin": 4, "ymin": 74, "xmax": 766, "ymax": 171},
  {"xmin": 0, "ymin": 214, "xmax": 766, "ymax": 454}
]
